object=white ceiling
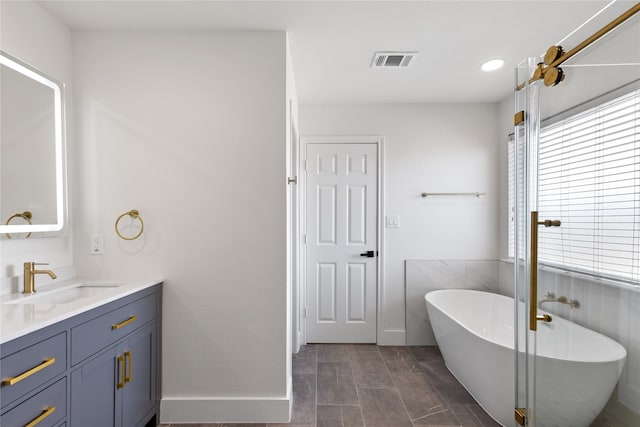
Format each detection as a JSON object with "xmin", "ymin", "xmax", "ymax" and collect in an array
[{"xmin": 37, "ymin": 0, "xmax": 627, "ymax": 104}]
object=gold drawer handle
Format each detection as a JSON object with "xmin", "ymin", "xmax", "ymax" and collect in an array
[
  {"xmin": 117, "ymin": 355, "xmax": 126, "ymax": 389},
  {"xmin": 25, "ymin": 406, "xmax": 55, "ymax": 427},
  {"xmin": 112, "ymin": 315, "xmax": 138, "ymax": 330},
  {"xmin": 1, "ymin": 358, "xmax": 56, "ymax": 387}
]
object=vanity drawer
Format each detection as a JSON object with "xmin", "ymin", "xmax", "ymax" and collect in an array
[
  {"xmin": 0, "ymin": 377, "xmax": 66, "ymax": 427},
  {"xmin": 71, "ymin": 293, "xmax": 157, "ymax": 365},
  {"xmin": 0, "ymin": 332, "xmax": 67, "ymax": 408}
]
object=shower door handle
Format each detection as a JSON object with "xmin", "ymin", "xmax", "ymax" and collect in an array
[{"xmin": 530, "ymin": 211, "xmax": 561, "ymax": 331}]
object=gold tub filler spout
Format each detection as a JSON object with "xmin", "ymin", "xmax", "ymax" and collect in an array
[{"xmin": 539, "ymin": 292, "xmax": 580, "ymax": 309}]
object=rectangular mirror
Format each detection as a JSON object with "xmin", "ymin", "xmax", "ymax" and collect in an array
[{"xmin": 0, "ymin": 50, "xmax": 66, "ymax": 238}]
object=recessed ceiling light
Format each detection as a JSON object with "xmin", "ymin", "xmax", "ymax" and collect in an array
[{"xmin": 481, "ymin": 59, "xmax": 505, "ymax": 72}]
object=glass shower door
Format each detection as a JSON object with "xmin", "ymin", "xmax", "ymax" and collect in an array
[{"xmin": 513, "ymin": 5, "xmax": 640, "ymax": 426}]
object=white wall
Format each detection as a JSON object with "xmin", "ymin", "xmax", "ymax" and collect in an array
[
  {"xmin": 72, "ymin": 31, "xmax": 291, "ymax": 423},
  {"xmin": 300, "ymin": 104, "xmax": 500, "ymax": 344},
  {"xmin": 0, "ymin": 0, "xmax": 75, "ymax": 294}
]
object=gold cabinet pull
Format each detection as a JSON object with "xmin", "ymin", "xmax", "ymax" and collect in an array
[
  {"xmin": 1, "ymin": 358, "xmax": 56, "ymax": 387},
  {"xmin": 530, "ymin": 211, "xmax": 561, "ymax": 331},
  {"xmin": 112, "ymin": 315, "xmax": 138, "ymax": 330},
  {"xmin": 117, "ymin": 355, "xmax": 126, "ymax": 389},
  {"xmin": 124, "ymin": 351, "xmax": 132, "ymax": 384},
  {"xmin": 25, "ymin": 406, "xmax": 55, "ymax": 427}
]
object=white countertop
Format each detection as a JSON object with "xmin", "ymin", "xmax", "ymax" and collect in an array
[{"xmin": 0, "ymin": 278, "xmax": 163, "ymax": 345}]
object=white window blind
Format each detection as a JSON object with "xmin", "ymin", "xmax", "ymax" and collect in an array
[
  {"xmin": 508, "ymin": 132, "xmax": 525, "ymax": 261},
  {"xmin": 509, "ymin": 88, "xmax": 640, "ymax": 284}
]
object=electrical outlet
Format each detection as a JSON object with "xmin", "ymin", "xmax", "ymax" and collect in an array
[{"xmin": 90, "ymin": 234, "xmax": 104, "ymax": 255}]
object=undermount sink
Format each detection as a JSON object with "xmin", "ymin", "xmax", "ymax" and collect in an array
[{"xmin": 3, "ymin": 283, "xmax": 123, "ymax": 305}]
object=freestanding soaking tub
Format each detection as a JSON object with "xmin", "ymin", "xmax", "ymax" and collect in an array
[{"xmin": 425, "ymin": 289, "xmax": 626, "ymax": 427}]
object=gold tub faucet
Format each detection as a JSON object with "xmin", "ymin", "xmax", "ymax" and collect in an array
[{"xmin": 23, "ymin": 262, "xmax": 57, "ymax": 294}]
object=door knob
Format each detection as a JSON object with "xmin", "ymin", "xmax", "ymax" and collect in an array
[{"xmin": 360, "ymin": 251, "xmax": 375, "ymax": 257}]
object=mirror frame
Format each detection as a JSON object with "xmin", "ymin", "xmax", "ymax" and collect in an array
[{"xmin": 0, "ymin": 50, "xmax": 66, "ymax": 235}]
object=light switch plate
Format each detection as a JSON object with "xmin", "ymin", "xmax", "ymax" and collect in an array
[{"xmin": 386, "ymin": 215, "xmax": 399, "ymax": 228}]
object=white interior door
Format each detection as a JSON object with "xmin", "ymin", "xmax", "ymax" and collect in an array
[{"xmin": 305, "ymin": 142, "xmax": 378, "ymax": 343}]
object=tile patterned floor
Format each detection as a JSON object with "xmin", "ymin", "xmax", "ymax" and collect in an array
[{"xmin": 160, "ymin": 344, "xmax": 502, "ymax": 427}]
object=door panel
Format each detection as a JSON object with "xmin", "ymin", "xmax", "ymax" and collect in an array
[
  {"xmin": 347, "ymin": 186, "xmax": 366, "ymax": 244},
  {"xmin": 317, "ymin": 263, "xmax": 337, "ymax": 321},
  {"xmin": 346, "ymin": 263, "xmax": 366, "ymax": 322},
  {"xmin": 306, "ymin": 142, "xmax": 377, "ymax": 343}
]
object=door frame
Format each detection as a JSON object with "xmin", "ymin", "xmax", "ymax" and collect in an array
[{"xmin": 299, "ymin": 135, "xmax": 385, "ymax": 345}]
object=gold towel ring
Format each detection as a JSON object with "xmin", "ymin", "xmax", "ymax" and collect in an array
[
  {"xmin": 115, "ymin": 210, "xmax": 144, "ymax": 240},
  {"xmin": 5, "ymin": 211, "xmax": 33, "ymax": 239}
]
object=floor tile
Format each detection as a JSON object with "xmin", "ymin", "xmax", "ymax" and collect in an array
[
  {"xmin": 411, "ymin": 406, "xmax": 461, "ymax": 426},
  {"xmin": 379, "ymin": 346, "xmax": 423, "ymax": 374},
  {"xmin": 290, "ymin": 403, "xmax": 316, "ymax": 425},
  {"xmin": 350, "ymin": 351, "xmax": 394, "ymax": 388},
  {"xmin": 409, "ymin": 346, "xmax": 443, "ymax": 363},
  {"xmin": 468, "ymin": 405, "xmax": 501, "ymax": 426},
  {"xmin": 449, "ymin": 405, "xmax": 482, "ymax": 426},
  {"xmin": 158, "ymin": 345, "xmax": 521, "ymax": 427},
  {"xmin": 317, "ymin": 362, "xmax": 359, "ymax": 405},
  {"xmin": 358, "ymin": 387, "xmax": 413, "ymax": 427},
  {"xmin": 436, "ymin": 384, "xmax": 477, "ymax": 405},
  {"xmin": 168, "ymin": 424, "xmax": 218, "ymax": 427},
  {"xmin": 418, "ymin": 361, "xmax": 460, "ymax": 387},
  {"xmin": 317, "ymin": 405, "xmax": 342, "ymax": 427},
  {"xmin": 268, "ymin": 425, "xmax": 314, "ymax": 427},
  {"xmin": 340, "ymin": 405, "xmax": 365, "ymax": 427},
  {"xmin": 316, "ymin": 404, "xmax": 365, "ymax": 427},
  {"xmin": 393, "ymin": 372, "xmax": 446, "ymax": 421},
  {"xmin": 293, "ymin": 352, "xmax": 317, "ymax": 376},
  {"xmin": 293, "ymin": 373, "xmax": 317, "ymax": 406},
  {"xmin": 317, "ymin": 344, "xmax": 352, "ymax": 362}
]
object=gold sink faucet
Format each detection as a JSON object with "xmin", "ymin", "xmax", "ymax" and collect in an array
[{"xmin": 23, "ymin": 262, "xmax": 57, "ymax": 294}]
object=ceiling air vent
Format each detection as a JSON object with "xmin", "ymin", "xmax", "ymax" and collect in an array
[{"xmin": 371, "ymin": 51, "xmax": 417, "ymax": 68}]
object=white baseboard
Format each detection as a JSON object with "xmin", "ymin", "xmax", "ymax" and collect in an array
[
  {"xmin": 160, "ymin": 378, "xmax": 292, "ymax": 424},
  {"xmin": 378, "ymin": 329, "xmax": 406, "ymax": 345}
]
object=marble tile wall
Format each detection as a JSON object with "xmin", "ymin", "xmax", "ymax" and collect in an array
[{"xmin": 405, "ymin": 260, "xmax": 499, "ymax": 346}]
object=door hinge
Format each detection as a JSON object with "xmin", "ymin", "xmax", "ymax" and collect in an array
[
  {"xmin": 287, "ymin": 176, "xmax": 297, "ymax": 185},
  {"xmin": 304, "ymin": 160, "xmax": 308, "ymax": 171},
  {"xmin": 514, "ymin": 110, "xmax": 525, "ymax": 126},
  {"xmin": 303, "ymin": 234, "xmax": 307, "ymax": 244},
  {"xmin": 515, "ymin": 408, "xmax": 526, "ymax": 426},
  {"xmin": 303, "ymin": 308, "xmax": 307, "ymax": 318}
]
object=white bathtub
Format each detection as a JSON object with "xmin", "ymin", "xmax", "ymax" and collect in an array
[{"xmin": 425, "ymin": 289, "xmax": 626, "ymax": 427}]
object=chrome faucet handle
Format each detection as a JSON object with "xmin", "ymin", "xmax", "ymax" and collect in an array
[{"xmin": 543, "ymin": 292, "xmax": 556, "ymax": 299}]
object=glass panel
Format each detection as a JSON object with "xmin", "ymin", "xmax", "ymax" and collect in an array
[{"xmin": 515, "ymin": 6, "xmax": 640, "ymax": 427}]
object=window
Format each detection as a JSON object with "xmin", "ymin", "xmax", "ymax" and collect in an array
[{"xmin": 509, "ymin": 88, "xmax": 640, "ymax": 284}]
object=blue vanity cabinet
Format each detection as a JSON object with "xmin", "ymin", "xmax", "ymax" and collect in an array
[
  {"xmin": 1, "ymin": 323, "xmax": 68, "ymax": 427},
  {"xmin": 69, "ymin": 287, "xmax": 160, "ymax": 427},
  {"xmin": 0, "ymin": 283, "xmax": 161, "ymax": 427},
  {"xmin": 70, "ymin": 322, "xmax": 156, "ymax": 427},
  {"xmin": 121, "ymin": 323, "xmax": 157, "ymax": 427}
]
